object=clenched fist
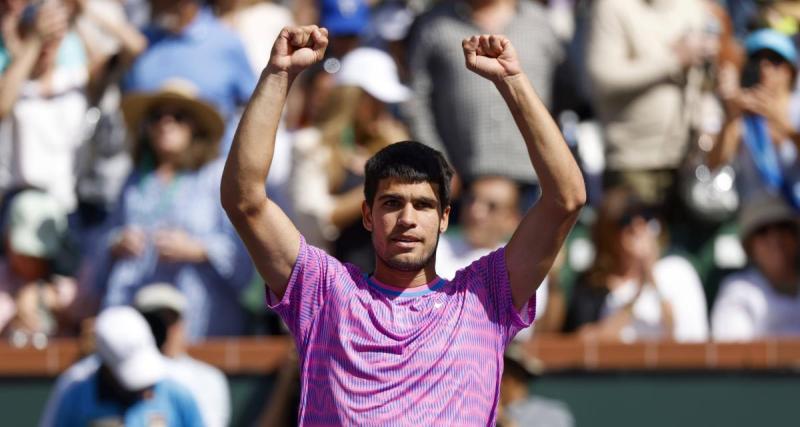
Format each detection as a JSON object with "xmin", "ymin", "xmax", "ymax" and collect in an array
[
  {"xmin": 268, "ymin": 25, "xmax": 329, "ymax": 77},
  {"xmin": 462, "ymin": 35, "xmax": 522, "ymax": 82}
]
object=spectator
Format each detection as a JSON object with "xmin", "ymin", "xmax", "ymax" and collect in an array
[
  {"xmin": 0, "ymin": 0, "xmax": 88, "ymax": 212},
  {"xmin": 563, "ymin": 187, "xmax": 709, "ymax": 342},
  {"xmin": 47, "ymin": 306, "xmax": 203, "ymax": 426},
  {"xmin": 213, "ymin": 0, "xmax": 295, "ymax": 75},
  {"xmin": 586, "ymin": 0, "xmax": 707, "ymax": 208},
  {"xmin": 708, "ymin": 29, "xmax": 800, "ymax": 208},
  {"xmin": 436, "ymin": 176, "xmax": 563, "ymax": 336},
  {"xmin": 38, "ymin": 284, "xmax": 232, "ymax": 427},
  {"xmin": 319, "ymin": 0, "xmax": 370, "ymax": 59},
  {"xmin": 123, "ymin": 0, "xmax": 255, "ymax": 151},
  {"xmin": 290, "ymin": 47, "xmax": 409, "ymax": 270},
  {"xmin": 98, "ymin": 81, "xmax": 253, "ymax": 340},
  {"xmin": 135, "ymin": 283, "xmax": 231, "ymax": 427},
  {"xmin": 496, "ymin": 343, "xmax": 575, "ymax": 427},
  {"xmin": 72, "ymin": 0, "xmax": 148, "ymax": 227},
  {"xmin": 711, "ymin": 192, "xmax": 800, "ymax": 341},
  {"xmin": 0, "ymin": 189, "xmax": 81, "ymax": 341},
  {"xmin": 406, "ymin": 0, "xmax": 563, "ymax": 188}
]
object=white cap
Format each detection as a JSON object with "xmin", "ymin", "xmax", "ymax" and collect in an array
[
  {"xmin": 336, "ymin": 47, "xmax": 411, "ymax": 103},
  {"xmin": 95, "ymin": 306, "xmax": 166, "ymax": 391},
  {"xmin": 134, "ymin": 283, "xmax": 187, "ymax": 315}
]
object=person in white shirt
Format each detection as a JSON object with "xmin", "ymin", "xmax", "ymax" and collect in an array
[
  {"xmin": 564, "ymin": 186, "xmax": 709, "ymax": 342},
  {"xmin": 436, "ymin": 176, "xmax": 563, "ymax": 336},
  {"xmin": 40, "ymin": 283, "xmax": 231, "ymax": 427},
  {"xmin": 712, "ymin": 192, "xmax": 800, "ymax": 341}
]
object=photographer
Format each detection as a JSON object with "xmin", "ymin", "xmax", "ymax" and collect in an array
[{"xmin": 709, "ymin": 28, "xmax": 800, "ymax": 207}]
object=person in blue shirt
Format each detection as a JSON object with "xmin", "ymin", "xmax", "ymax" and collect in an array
[
  {"xmin": 123, "ymin": 0, "xmax": 256, "ymax": 152},
  {"xmin": 51, "ymin": 306, "xmax": 203, "ymax": 427}
]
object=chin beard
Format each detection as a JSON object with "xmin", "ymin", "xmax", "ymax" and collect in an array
[{"xmin": 377, "ymin": 234, "xmax": 440, "ymax": 272}]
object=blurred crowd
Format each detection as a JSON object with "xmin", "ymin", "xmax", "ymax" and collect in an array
[
  {"xmin": 4, "ymin": 0, "xmax": 800, "ymax": 425},
  {"xmin": 1, "ymin": 0, "xmax": 800, "ymax": 373}
]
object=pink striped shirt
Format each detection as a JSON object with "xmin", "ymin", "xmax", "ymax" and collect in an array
[{"xmin": 266, "ymin": 237, "xmax": 536, "ymax": 426}]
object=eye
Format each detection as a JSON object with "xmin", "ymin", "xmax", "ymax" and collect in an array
[
  {"xmin": 384, "ymin": 199, "xmax": 401, "ymax": 208},
  {"xmin": 414, "ymin": 201, "xmax": 435, "ymax": 210}
]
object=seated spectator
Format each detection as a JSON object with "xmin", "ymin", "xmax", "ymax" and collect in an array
[
  {"xmin": 135, "ymin": 283, "xmax": 231, "ymax": 427},
  {"xmin": 123, "ymin": 0, "xmax": 255, "ymax": 151},
  {"xmin": 497, "ymin": 343, "xmax": 574, "ymax": 427},
  {"xmin": 563, "ymin": 187, "xmax": 709, "ymax": 342},
  {"xmin": 436, "ymin": 176, "xmax": 561, "ymax": 336},
  {"xmin": 39, "ymin": 284, "xmax": 231, "ymax": 427},
  {"xmin": 711, "ymin": 192, "xmax": 800, "ymax": 341},
  {"xmin": 98, "ymin": 81, "xmax": 253, "ymax": 340},
  {"xmin": 290, "ymin": 47, "xmax": 409, "ymax": 270},
  {"xmin": 0, "ymin": 189, "xmax": 80, "ymax": 341},
  {"xmin": 709, "ymin": 29, "xmax": 800, "ymax": 209},
  {"xmin": 46, "ymin": 306, "xmax": 202, "ymax": 426},
  {"xmin": 0, "ymin": 0, "xmax": 88, "ymax": 211}
]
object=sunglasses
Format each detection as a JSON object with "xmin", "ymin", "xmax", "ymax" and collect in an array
[{"xmin": 147, "ymin": 108, "xmax": 192, "ymax": 125}]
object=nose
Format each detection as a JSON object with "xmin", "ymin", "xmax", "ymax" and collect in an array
[{"xmin": 397, "ymin": 203, "xmax": 417, "ymax": 228}]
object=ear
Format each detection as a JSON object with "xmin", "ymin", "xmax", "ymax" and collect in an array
[
  {"xmin": 439, "ymin": 205, "xmax": 451, "ymax": 234},
  {"xmin": 362, "ymin": 200, "xmax": 373, "ymax": 232}
]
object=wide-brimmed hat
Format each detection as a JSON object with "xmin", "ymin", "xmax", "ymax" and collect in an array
[
  {"xmin": 738, "ymin": 191, "xmax": 800, "ymax": 242},
  {"xmin": 121, "ymin": 79, "xmax": 225, "ymax": 144}
]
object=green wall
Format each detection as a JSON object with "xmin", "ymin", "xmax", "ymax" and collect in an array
[{"xmin": 2, "ymin": 372, "xmax": 798, "ymax": 426}]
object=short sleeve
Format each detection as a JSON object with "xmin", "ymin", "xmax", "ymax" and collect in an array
[
  {"xmin": 460, "ymin": 247, "xmax": 537, "ymax": 344},
  {"xmin": 265, "ymin": 236, "xmax": 343, "ymax": 351}
]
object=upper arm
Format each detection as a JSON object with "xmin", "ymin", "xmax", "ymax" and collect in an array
[
  {"xmin": 505, "ymin": 198, "xmax": 580, "ymax": 310},
  {"xmin": 223, "ymin": 195, "xmax": 301, "ymax": 300}
]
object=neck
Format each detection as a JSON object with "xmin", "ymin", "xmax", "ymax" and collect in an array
[
  {"xmin": 371, "ymin": 258, "xmax": 438, "ymax": 288},
  {"xmin": 175, "ymin": 4, "xmax": 200, "ymax": 32}
]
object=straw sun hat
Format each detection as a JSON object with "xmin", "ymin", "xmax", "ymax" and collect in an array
[{"xmin": 121, "ymin": 79, "xmax": 225, "ymax": 144}]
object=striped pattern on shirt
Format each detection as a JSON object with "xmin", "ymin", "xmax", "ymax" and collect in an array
[{"xmin": 266, "ymin": 237, "xmax": 536, "ymax": 426}]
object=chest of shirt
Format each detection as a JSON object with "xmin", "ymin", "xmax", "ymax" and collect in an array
[{"xmin": 303, "ymin": 285, "xmax": 504, "ymax": 378}]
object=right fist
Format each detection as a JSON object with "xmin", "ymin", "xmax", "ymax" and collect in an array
[{"xmin": 268, "ymin": 26, "xmax": 329, "ymax": 76}]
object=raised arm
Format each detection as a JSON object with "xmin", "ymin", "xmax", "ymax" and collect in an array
[
  {"xmin": 221, "ymin": 26, "xmax": 328, "ymax": 299},
  {"xmin": 462, "ymin": 35, "xmax": 586, "ymax": 310},
  {"xmin": 0, "ymin": 2, "xmax": 68, "ymax": 118}
]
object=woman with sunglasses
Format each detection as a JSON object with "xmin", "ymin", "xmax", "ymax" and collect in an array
[
  {"xmin": 562, "ymin": 186, "xmax": 709, "ymax": 343},
  {"xmin": 93, "ymin": 80, "xmax": 253, "ymax": 341}
]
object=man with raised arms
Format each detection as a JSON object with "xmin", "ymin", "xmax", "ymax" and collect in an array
[{"xmin": 221, "ymin": 25, "xmax": 585, "ymax": 426}]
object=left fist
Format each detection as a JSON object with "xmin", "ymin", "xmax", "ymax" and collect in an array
[{"xmin": 462, "ymin": 34, "xmax": 522, "ymax": 82}]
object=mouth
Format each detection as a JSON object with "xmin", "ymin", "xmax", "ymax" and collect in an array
[{"xmin": 390, "ymin": 235, "xmax": 422, "ymax": 249}]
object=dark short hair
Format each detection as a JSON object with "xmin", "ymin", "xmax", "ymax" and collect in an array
[{"xmin": 364, "ymin": 141, "xmax": 454, "ymax": 211}]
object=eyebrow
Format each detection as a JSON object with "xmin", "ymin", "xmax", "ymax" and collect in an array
[{"xmin": 378, "ymin": 193, "xmax": 439, "ymax": 206}]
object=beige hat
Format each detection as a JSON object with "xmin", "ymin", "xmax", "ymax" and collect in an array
[
  {"xmin": 738, "ymin": 191, "xmax": 800, "ymax": 242},
  {"xmin": 6, "ymin": 190, "xmax": 67, "ymax": 259},
  {"xmin": 121, "ymin": 79, "xmax": 225, "ymax": 144},
  {"xmin": 134, "ymin": 283, "xmax": 187, "ymax": 315}
]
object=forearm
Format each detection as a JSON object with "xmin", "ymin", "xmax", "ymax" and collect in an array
[
  {"xmin": 82, "ymin": 8, "xmax": 147, "ymax": 59},
  {"xmin": 222, "ymin": 68, "xmax": 293, "ymax": 213},
  {"xmin": 0, "ymin": 38, "xmax": 41, "ymax": 118},
  {"xmin": 495, "ymin": 74, "xmax": 585, "ymax": 211},
  {"xmin": 707, "ymin": 118, "xmax": 741, "ymax": 170}
]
